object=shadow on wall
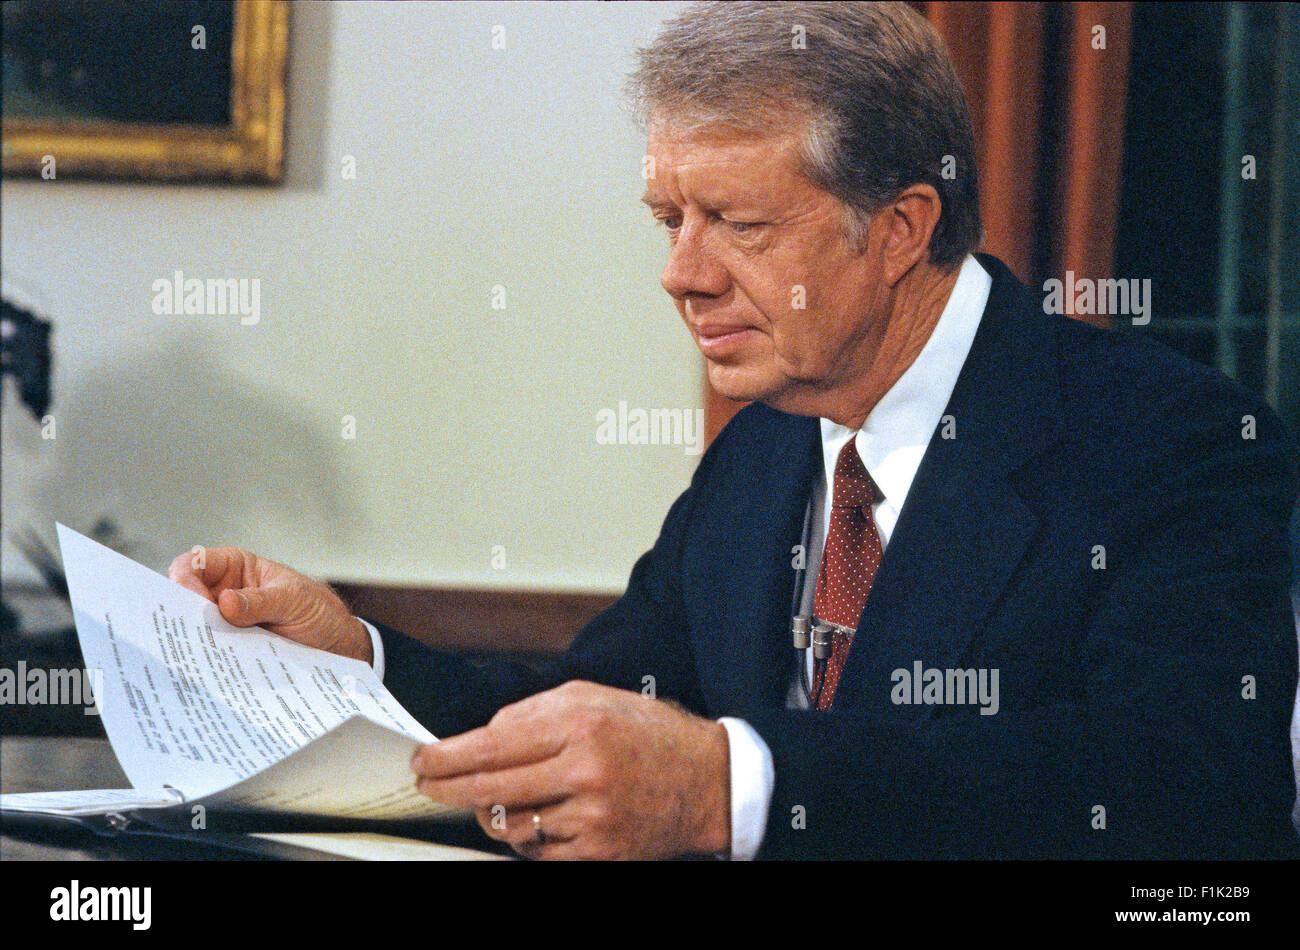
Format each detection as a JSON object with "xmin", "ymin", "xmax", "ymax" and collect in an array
[{"xmin": 7, "ymin": 331, "xmax": 365, "ymax": 572}]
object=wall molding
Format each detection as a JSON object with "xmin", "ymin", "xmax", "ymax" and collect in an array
[{"xmin": 330, "ymin": 582, "xmax": 619, "ymax": 655}]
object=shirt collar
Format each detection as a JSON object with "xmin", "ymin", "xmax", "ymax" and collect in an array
[{"xmin": 820, "ymin": 254, "xmax": 993, "ymax": 508}]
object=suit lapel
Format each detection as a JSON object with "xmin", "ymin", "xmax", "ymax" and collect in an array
[
  {"xmin": 692, "ymin": 410, "xmax": 821, "ymax": 718},
  {"xmin": 832, "ymin": 256, "xmax": 1064, "ymax": 715}
]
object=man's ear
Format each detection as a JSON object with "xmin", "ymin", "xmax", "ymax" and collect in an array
[{"xmin": 879, "ymin": 183, "xmax": 943, "ymax": 285}]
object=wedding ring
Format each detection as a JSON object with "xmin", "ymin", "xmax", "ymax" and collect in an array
[{"xmin": 532, "ymin": 811, "xmax": 546, "ymax": 844}]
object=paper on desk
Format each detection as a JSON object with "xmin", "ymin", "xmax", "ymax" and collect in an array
[
  {"xmin": 0, "ymin": 788, "xmax": 183, "ymax": 815},
  {"xmin": 51, "ymin": 523, "xmax": 456, "ymax": 820},
  {"xmin": 250, "ymin": 831, "xmax": 511, "ymax": 861}
]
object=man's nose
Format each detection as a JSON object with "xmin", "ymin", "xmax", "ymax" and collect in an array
[{"xmin": 660, "ymin": 222, "xmax": 729, "ymax": 300}]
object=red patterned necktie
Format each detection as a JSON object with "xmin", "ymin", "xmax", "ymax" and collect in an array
[{"xmin": 812, "ymin": 435, "xmax": 882, "ymax": 710}]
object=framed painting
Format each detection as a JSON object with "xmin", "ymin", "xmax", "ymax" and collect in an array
[{"xmin": 1, "ymin": 0, "xmax": 288, "ymax": 183}]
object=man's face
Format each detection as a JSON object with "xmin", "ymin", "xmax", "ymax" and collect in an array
[{"xmin": 643, "ymin": 121, "xmax": 889, "ymax": 412}]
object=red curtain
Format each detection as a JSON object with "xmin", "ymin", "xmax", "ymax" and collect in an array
[{"xmin": 926, "ymin": 1, "xmax": 1133, "ymax": 302}]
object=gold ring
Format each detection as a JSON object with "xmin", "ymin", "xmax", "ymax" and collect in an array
[{"xmin": 532, "ymin": 811, "xmax": 545, "ymax": 843}]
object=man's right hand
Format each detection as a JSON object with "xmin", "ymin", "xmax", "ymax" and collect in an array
[{"xmin": 167, "ymin": 547, "xmax": 373, "ymax": 664}]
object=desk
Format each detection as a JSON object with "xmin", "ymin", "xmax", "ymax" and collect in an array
[{"xmin": 0, "ymin": 736, "xmax": 510, "ymax": 860}]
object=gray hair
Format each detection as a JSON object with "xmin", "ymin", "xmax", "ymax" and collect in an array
[{"xmin": 628, "ymin": 1, "xmax": 982, "ymax": 269}]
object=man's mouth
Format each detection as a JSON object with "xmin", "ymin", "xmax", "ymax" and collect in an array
[{"xmin": 693, "ymin": 323, "xmax": 756, "ymax": 357}]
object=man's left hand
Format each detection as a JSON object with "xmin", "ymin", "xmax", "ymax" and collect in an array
[{"xmin": 409, "ymin": 680, "xmax": 731, "ymax": 860}]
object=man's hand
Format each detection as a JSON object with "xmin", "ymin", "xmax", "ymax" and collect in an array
[
  {"xmin": 410, "ymin": 681, "xmax": 731, "ymax": 860},
  {"xmin": 167, "ymin": 546, "xmax": 372, "ymax": 663}
]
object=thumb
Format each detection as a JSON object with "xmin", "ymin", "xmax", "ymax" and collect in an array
[{"xmin": 218, "ymin": 584, "xmax": 288, "ymax": 628}]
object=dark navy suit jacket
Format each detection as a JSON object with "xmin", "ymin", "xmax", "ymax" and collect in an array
[{"xmin": 375, "ymin": 254, "xmax": 1300, "ymax": 859}]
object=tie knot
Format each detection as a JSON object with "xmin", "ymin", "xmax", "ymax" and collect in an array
[{"xmin": 831, "ymin": 436, "xmax": 880, "ymax": 510}]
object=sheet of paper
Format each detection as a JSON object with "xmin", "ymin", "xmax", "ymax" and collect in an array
[
  {"xmin": 250, "ymin": 831, "xmax": 510, "ymax": 861},
  {"xmin": 192, "ymin": 715, "xmax": 461, "ymax": 820},
  {"xmin": 0, "ymin": 788, "xmax": 181, "ymax": 816},
  {"xmin": 56, "ymin": 524, "xmax": 436, "ymax": 800}
]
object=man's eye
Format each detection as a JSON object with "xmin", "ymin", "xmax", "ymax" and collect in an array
[
  {"xmin": 655, "ymin": 216, "xmax": 682, "ymax": 231},
  {"xmin": 725, "ymin": 218, "xmax": 758, "ymax": 234}
]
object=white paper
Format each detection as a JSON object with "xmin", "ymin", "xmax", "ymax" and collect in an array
[
  {"xmin": 51, "ymin": 524, "xmax": 457, "ymax": 820},
  {"xmin": 0, "ymin": 788, "xmax": 182, "ymax": 816},
  {"xmin": 193, "ymin": 715, "xmax": 454, "ymax": 819},
  {"xmin": 249, "ymin": 831, "xmax": 510, "ymax": 861}
]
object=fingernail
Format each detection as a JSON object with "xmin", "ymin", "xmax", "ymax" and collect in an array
[{"xmin": 235, "ymin": 591, "xmax": 249, "ymax": 614}]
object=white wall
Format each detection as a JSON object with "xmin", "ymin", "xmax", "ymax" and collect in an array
[{"xmin": 1, "ymin": 0, "xmax": 701, "ymax": 593}]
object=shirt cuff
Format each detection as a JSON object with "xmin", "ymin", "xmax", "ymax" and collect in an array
[
  {"xmin": 717, "ymin": 716, "xmax": 775, "ymax": 860},
  {"xmin": 357, "ymin": 617, "xmax": 385, "ymax": 681}
]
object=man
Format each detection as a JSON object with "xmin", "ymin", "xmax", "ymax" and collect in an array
[{"xmin": 169, "ymin": 2, "xmax": 1299, "ymax": 859}]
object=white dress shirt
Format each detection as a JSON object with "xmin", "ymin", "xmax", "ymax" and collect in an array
[{"xmin": 360, "ymin": 254, "xmax": 992, "ymax": 860}]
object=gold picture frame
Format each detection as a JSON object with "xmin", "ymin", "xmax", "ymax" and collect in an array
[{"xmin": 1, "ymin": 0, "xmax": 288, "ymax": 183}]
